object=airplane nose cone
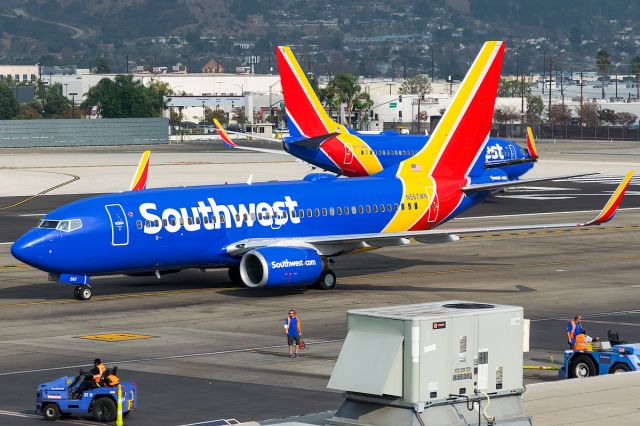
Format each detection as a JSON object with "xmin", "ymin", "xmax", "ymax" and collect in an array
[{"xmin": 11, "ymin": 232, "xmax": 46, "ymax": 269}]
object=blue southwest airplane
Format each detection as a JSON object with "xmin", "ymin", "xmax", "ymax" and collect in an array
[
  {"xmin": 215, "ymin": 45, "xmax": 539, "ymax": 182},
  {"xmin": 11, "ymin": 42, "xmax": 633, "ymax": 301}
]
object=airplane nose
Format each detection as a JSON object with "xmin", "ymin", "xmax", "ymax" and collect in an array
[{"xmin": 11, "ymin": 232, "xmax": 46, "ymax": 269}]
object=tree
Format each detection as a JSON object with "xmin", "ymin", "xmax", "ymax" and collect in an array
[
  {"xmin": 327, "ymin": 73, "xmax": 362, "ymax": 127},
  {"xmin": 498, "ymin": 78, "xmax": 527, "ymax": 97},
  {"xmin": 0, "ymin": 82, "xmax": 20, "ymax": 119},
  {"xmin": 616, "ymin": 112, "xmax": 638, "ymax": 126},
  {"xmin": 233, "ymin": 107, "xmax": 248, "ymax": 127},
  {"xmin": 82, "ymin": 75, "xmax": 164, "ymax": 118},
  {"xmin": 42, "ymin": 83, "xmax": 71, "ymax": 118},
  {"xmin": 596, "ymin": 50, "xmax": 611, "ymax": 99},
  {"xmin": 204, "ymin": 107, "xmax": 228, "ymax": 125},
  {"xmin": 169, "ymin": 108, "xmax": 183, "ymax": 127},
  {"xmin": 398, "ymin": 75, "xmax": 431, "ymax": 95},
  {"xmin": 353, "ymin": 92, "xmax": 373, "ymax": 130},
  {"xmin": 577, "ymin": 100, "xmax": 599, "ymax": 126},
  {"xmin": 494, "ymin": 106, "xmax": 519, "ymax": 124},
  {"xmin": 95, "ymin": 57, "xmax": 110, "ymax": 74},
  {"xmin": 597, "ymin": 108, "xmax": 618, "ymax": 125},
  {"xmin": 526, "ymin": 95, "xmax": 544, "ymax": 124},
  {"xmin": 548, "ymin": 104, "xmax": 572, "ymax": 124},
  {"xmin": 318, "ymin": 85, "xmax": 341, "ymax": 123},
  {"xmin": 630, "ymin": 56, "xmax": 640, "ymax": 100}
]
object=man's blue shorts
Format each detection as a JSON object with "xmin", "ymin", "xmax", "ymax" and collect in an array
[{"xmin": 288, "ymin": 335, "xmax": 300, "ymax": 346}]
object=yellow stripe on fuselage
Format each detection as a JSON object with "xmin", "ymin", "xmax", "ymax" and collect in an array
[
  {"xmin": 337, "ymin": 133, "xmax": 383, "ymax": 175},
  {"xmin": 383, "ymin": 41, "xmax": 499, "ymax": 232}
]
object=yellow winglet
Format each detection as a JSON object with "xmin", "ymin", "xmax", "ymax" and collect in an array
[
  {"xmin": 129, "ymin": 150, "xmax": 150, "ymax": 191},
  {"xmin": 584, "ymin": 171, "xmax": 634, "ymax": 225},
  {"xmin": 213, "ymin": 118, "xmax": 238, "ymax": 147},
  {"xmin": 526, "ymin": 127, "xmax": 538, "ymax": 160}
]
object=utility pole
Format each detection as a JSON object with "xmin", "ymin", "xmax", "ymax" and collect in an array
[
  {"xmin": 560, "ymin": 68, "xmax": 564, "ymax": 106},
  {"xmin": 126, "ymin": 55, "xmax": 129, "ymax": 74},
  {"xmin": 521, "ymin": 74, "xmax": 525, "ymax": 123},
  {"xmin": 70, "ymin": 93, "xmax": 77, "ymax": 118},
  {"xmin": 615, "ymin": 72, "xmax": 618, "ymax": 99},
  {"xmin": 431, "ymin": 49, "xmax": 435, "ymax": 81},
  {"xmin": 548, "ymin": 58, "xmax": 552, "ymax": 121},
  {"xmin": 542, "ymin": 53, "xmax": 545, "ymax": 94},
  {"xmin": 579, "ymin": 71, "xmax": 584, "ymax": 124}
]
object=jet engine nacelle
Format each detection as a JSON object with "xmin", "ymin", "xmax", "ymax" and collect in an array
[{"xmin": 239, "ymin": 247, "xmax": 324, "ymax": 288}]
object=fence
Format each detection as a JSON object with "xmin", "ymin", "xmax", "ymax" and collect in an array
[
  {"xmin": 0, "ymin": 118, "xmax": 169, "ymax": 148},
  {"xmin": 492, "ymin": 123, "xmax": 640, "ymax": 142}
]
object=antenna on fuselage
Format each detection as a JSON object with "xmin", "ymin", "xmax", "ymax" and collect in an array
[{"xmin": 247, "ymin": 174, "xmax": 253, "ymax": 185}]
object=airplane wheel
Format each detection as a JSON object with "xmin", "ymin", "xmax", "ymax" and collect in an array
[
  {"xmin": 74, "ymin": 286, "xmax": 82, "ymax": 300},
  {"xmin": 228, "ymin": 266, "xmax": 242, "ymax": 283},
  {"xmin": 316, "ymin": 270, "xmax": 337, "ymax": 290},
  {"xmin": 78, "ymin": 286, "xmax": 92, "ymax": 301},
  {"xmin": 42, "ymin": 403, "xmax": 61, "ymax": 421}
]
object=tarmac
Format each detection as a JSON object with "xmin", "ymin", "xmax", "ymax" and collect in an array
[{"xmin": 0, "ymin": 141, "xmax": 639, "ymax": 425}]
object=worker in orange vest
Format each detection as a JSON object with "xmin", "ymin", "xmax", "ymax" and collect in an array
[
  {"xmin": 566, "ymin": 315, "xmax": 584, "ymax": 349},
  {"xmin": 71, "ymin": 359, "xmax": 107, "ymax": 398}
]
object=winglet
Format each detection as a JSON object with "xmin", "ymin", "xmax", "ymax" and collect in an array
[
  {"xmin": 583, "ymin": 171, "xmax": 634, "ymax": 226},
  {"xmin": 214, "ymin": 118, "xmax": 237, "ymax": 148},
  {"xmin": 129, "ymin": 150, "xmax": 150, "ymax": 191},
  {"xmin": 526, "ymin": 127, "xmax": 538, "ymax": 160}
]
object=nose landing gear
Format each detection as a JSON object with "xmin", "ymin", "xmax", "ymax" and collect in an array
[{"xmin": 73, "ymin": 285, "xmax": 92, "ymax": 301}]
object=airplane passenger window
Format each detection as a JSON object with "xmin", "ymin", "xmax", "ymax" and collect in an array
[
  {"xmin": 387, "ymin": 203, "xmax": 392, "ymax": 211},
  {"xmin": 407, "ymin": 203, "xmax": 412, "ymax": 210},
  {"xmin": 188, "ymin": 217, "xmax": 193, "ymax": 225},
  {"xmin": 329, "ymin": 208, "xmax": 335, "ymax": 216},
  {"xmin": 307, "ymin": 209, "xmax": 312, "ymax": 217},
  {"xmin": 394, "ymin": 203, "xmax": 399, "ymax": 210},
  {"xmin": 283, "ymin": 211, "xmax": 288, "ymax": 219},
  {"xmin": 211, "ymin": 216, "xmax": 216, "ymax": 224},
  {"xmin": 196, "ymin": 217, "xmax": 201, "ymax": 225},
  {"xmin": 180, "ymin": 218, "xmax": 184, "ymax": 226},
  {"xmin": 400, "ymin": 204, "xmax": 405, "ymax": 210},
  {"xmin": 344, "ymin": 206, "xmax": 349, "ymax": 215},
  {"xmin": 155, "ymin": 220, "xmax": 160, "ymax": 227},
  {"xmin": 380, "ymin": 204, "xmax": 385, "ymax": 212},
  {"xmin": 258, "ymin": 213, "xmax": 263, "ymax": 220},
  {"xmin": 373, "ymin": 205, "xmax": 378, "ymax": 213},
  {"xmin": 220, "ymin": 215, "xmax": 225, "ymax": 223},
  {"xmin": 204, "ymin": 216, "xmax": 209, "ymax": 224},
  {"xmin": 315, "ymin": 208, "xmax": 320, "ymax": 217},
  {"xmin": 251, "ymin": 213, "xmax": 256, "ymax": 221},
  {"xmin": 359, "ymin": 206, "xmax": 364, "ymax": 214},
  {"xmin": 235, "ymin": 214, "xmax": 240, "ymax": 221},
  {"xmin": 145, "ymin": 220, "xmax": 151, "ymax": 228},
  {"xmin": 366, "ymin": 205, "xmax": 371, "ymax": 213},
  {"xmin": 291, "ymin": 210, "xmax": 296, "ymax": 218},
  {"xmin": 337, "ymin": 207, "xmax": 342, "ymax": 215},
  {"xmin": 322, "ymin": 208, "xmax": 327, "ymax": 216},
  {"xmin": 163, "ymin": 219, "xmax": 168, "ymax": 227},
  {"xmin": 243, "ymin": 214, "xmax": 248, "ymax": 221},
  {"xmin": 136, "ymin": 220, "xmax": 142, "ymax": 229},
  {"xmin": 351, "ymin": 206, "xmax": 357, "ymax": 214},
  {"xmin": 299, "ymin": 209, "xmax": 304, "ymax": 218},
  {"xmin": 170, "ymin": 218, "xmax": 176, "ymax": 226},
  {"xmin": 414, "ymin": 202, "xmax": 418, "ymax": 210}
]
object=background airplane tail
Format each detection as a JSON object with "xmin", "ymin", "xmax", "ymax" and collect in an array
[
  {"xmin": 276, "ymin": 46, "xmax": 346, "ymax": 138},
  {"xmin": 395, "ymin": 41, "xmax": 504, "ymax": 180}
]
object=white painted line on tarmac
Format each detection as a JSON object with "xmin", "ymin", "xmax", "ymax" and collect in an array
[
  {"xmin": 456, "ymin": 207, "xmax": 640, "ymax": 221},
  {"xmin": 0, "ymin": 410, "xmax": 39, "ymax": 419},
  {"xmin": 0, "ymin": 339, "xmax": 345, "ymax": 377},
  {"xmin": 0, "ymin": 242, "xmax": 13, "ymax": 245},
  {"xmin": 533, "ymin": 309, "xmax": 640, "ymax": 322},
  {"xmin": 580, "ymin": 319, "xmax": 640, "ymax": 327},
  {"xmin": 19, "ymin": 213, "xmax": 45, "ymax": 217}
]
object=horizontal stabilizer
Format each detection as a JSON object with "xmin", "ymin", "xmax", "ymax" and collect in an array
[
  {"xmin": 290, "ymin": 133, "xmax": 340, "ymax": 149},
  {"xmin": 462, "ymin": 172, "xmax": 599, "ymax": 193}
]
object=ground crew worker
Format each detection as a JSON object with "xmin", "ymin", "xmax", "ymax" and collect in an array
[
  {"xmin": 567, "ymin": 315, "xmax": 584, "ymax": 349},
  {"xmin": 573, "ymin": 331, "xmax": 588, "ymax": 351},
  {"xmin": 73, "ymin": 359, "xmax": 107, "ymax": 396},
  {"xmin": 284, "ymin": 310, "xmax": 302, "ymax": 358}
]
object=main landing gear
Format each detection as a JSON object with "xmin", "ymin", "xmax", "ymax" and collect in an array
[
  {"xmin": 73, "ymin": 285, "xmax": 92, "ymax": 301},
  {"xmin": 311, "ymin": 270, "xmax": 337, "ymax": 290}
]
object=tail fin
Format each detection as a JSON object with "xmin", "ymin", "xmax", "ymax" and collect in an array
[
  {"xmin": 276, "ymin": 46, "xmax": 346, "ymax": 137},
  {"xmin": 130, "ymin": 150, "xmax": 150, "ymax": 191},
  {"xmin": 397, "ymin": 41, "xmax": 505, "ymax": 179},
  {"xmin": 213, "ymin": 118, "xmax": 238, "ymax": 148},
  {"xmin": 526, "ymin": 126, "xmax": 538, "ymax": 160}
]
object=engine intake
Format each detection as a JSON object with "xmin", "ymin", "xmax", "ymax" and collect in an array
[{"xmin": 239, "ymin": 247, "xmax": 324, "ymax": 288}]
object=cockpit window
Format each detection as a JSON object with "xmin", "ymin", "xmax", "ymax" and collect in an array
[
  {"xmin": 37, "ymin": 219, "xmax": 83, "ymax": 232},
  {"xmin": 38, "ymin": 220, "xmax": 60, "ymax": 229}
]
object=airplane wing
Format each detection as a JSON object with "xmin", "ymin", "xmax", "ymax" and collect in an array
[
  {"xmin": 213, "ymin": 118, "xmax": 289, "ymax": 155},
  {"xmin": 225, "ymin": 171, "xmax": 633, "ymax": 256},
  {"xmin": 129, "ymin": 150, "xmax": 150, "ymax": 191},
  {"xmin": 461, "ymin": 172, "xmax": 599, "ymax": 193}
]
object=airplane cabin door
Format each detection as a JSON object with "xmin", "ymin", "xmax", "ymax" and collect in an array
[
  {"xmin": 509, "ymin": 145, "xmax": 516, "ymax": 160},
  {"xmin": 105, "ymin": 204, "xmax": 129, "ymax": 246},
  {"xmin": 428, "ymin": 192, "xmax": 439, "ymax": 223},
  {"xmin": 344, "ymin": 145, "xmax": 353, "ymax": 165}
]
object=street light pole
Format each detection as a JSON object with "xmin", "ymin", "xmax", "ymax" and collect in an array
[{"xmin": 69, "ymin": 93, "xmax": 77, "ymax": 118}]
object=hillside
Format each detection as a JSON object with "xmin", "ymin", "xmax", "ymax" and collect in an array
[{"xmin": 1, "ymin": 0, "xmax": 638, "ymax": 77}]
